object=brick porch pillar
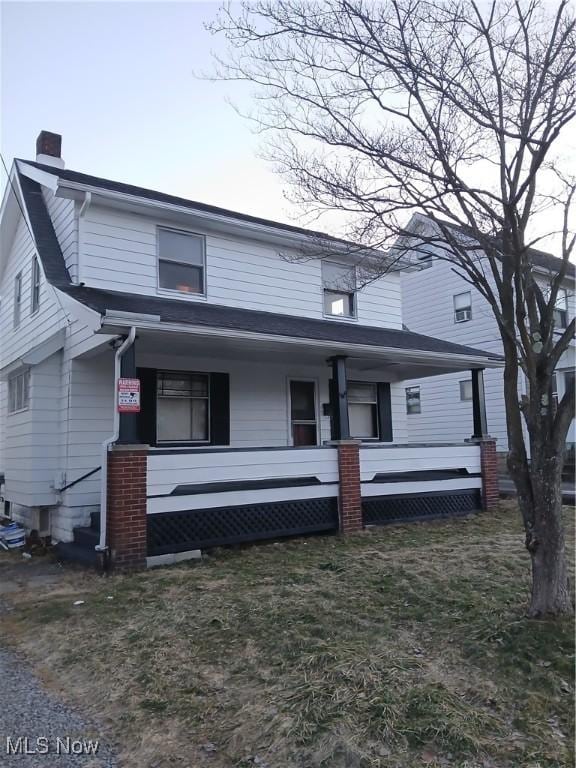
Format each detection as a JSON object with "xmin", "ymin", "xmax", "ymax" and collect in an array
[
  {"xmin": 336, "ymin": 440, "xmax": 363, "ymax": 534},
  {"xmin": 478, "ymin": 438, "xmax": 499, "ymax": 511},
  {"xmin": 107, "ymin": 445, "xmax": 148, "ymax": 569}
]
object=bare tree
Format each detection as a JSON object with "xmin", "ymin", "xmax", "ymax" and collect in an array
[{"xmin": 210, "ymin": 0, "xmax": 576, "ymax": 616}]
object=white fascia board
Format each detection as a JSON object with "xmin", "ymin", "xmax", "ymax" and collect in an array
[
  {"xmin": 0, "ymin": 329, "xmax": 66, "ymax": 379},
  {"xmin": 54, "ymin": 288, "xmax": 102, "ymax": 332},
  {"xmin": 100, "ymin": 314, "xmax": 503, "ymax": 369},
  {"xmin": 15, "ymin": 161, "xmax": 59, "ymax": 192}
]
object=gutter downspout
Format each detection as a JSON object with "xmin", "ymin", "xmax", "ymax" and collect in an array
[
  {"xmin": 77, "ymin": 191, "xmax": 91, "ymax": 285},
  {"xmin": 96, "ymin": 327, "xmax": 137, "ymax": 562}
]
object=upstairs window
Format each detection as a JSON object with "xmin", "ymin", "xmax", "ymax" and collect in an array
[
  {"xmin": 322, "ymin": 261, "xmax": 356, "ymax": 318},
  {"xmin": 406, "ymin": 385, "xmax": 421, "ymax": 414},
  {"xmin": 13, "ymin": 272, "xmax": 22, "ymax": 328},
  {"xmin": 348, "ymin": 382, "xmax": 378, "ymax": 439},
  {"xmin": 156, "ymin": 371, "xmax": 209, "ymax": 443},
  {"xmin": 553, "ymin": 288, "xmax": 568, "ymax": 329},
  {"xmin": 460, "ymin": 380, "xmax": 473, "ymax": 401},
  {"xmin": 8, "ymin": 369, "xmax": 30, "ymax": 413},
  {"xmin": 31, "ymin": 256, "xmax": 41, "ymax": 314},
  {"xmin": 158, "ymin": 228, "xmax": 205, "ymax": 296},
  {"xmin": 454, "ymin": 291, "xmax": 472, "ymax": 323}
]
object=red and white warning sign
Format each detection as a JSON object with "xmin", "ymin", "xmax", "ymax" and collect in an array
[{"xmin": 117, "ymin": 377, "xmax": 141, "ymax": 413}]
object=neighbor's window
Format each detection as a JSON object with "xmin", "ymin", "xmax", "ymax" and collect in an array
[
  {"xmin": 406, "ymin": 386, "xmax": 421, "ymax": 414},
  {"xmin": 551, "ymin": 373, "xmax": 559, "ymax": 411},
  {"xmin": 453, "ymin": 291, "xmax": 472, "ymax": 322},
  {"xmin": 8, "ymin": 369, "xmax": 30, "ymax": 414},
  {"xmin": 13, "ymin": 272, "xmax": 22, "ymax": 328},
  {"xmin": 348, "ymin": 382, "xmax": 378, "ymax": 439},
  {"xmin": 322, "ymin": 261, "xmax": 356, "ymax": 318},
  {"xmin": 417, "ymin": 253, "xmax": 434, "ymax": 270},
  {"xmin": 156, "ymin": 371, "xmax": 209, "ymax": 443},
  {"xmin": 460, "ymin": 380, "xmax": 473, "ymax": 401},
  {"xmin": 31, "ymin": 256, "xmax": 41, "ymax": 314},
  {"xmin": 553, "ymin": 288, "xmax": 568, "ymax": 329},
  {"xmin": 158, "ymin": 228, "xmax": 205, "ymax": 295}
]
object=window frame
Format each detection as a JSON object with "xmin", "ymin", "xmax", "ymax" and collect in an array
[
  {"xmin": 553, "ymin": 287, "xmax": 568, "ymax": 330},
  {"xmin": 405, "ymin": 385, "xmax": 421, "ymax": 415},
  {"xmin": 321, "ymin": 260, "xmax": 358, "ymax": 320},
  {"xmin": 453, "ymin": 291, "xmax": 472, "ymax": 323},
  {"xmin": 287, "ymin": 378, "xmax": 320, "ymax": 446},
  {"xmin": 8, "ymin": 369, "xmax": 30, "ymax": 414},
  {"xmin": 156, "ymin": 226, "xmax": 207, "ymax": 299},
  {"xmin": 155, "ymin": 370, "xmax": 211, "ymax": 445},
  {"xmin": 347, "ymin": 380, "xmax": 380, "ymax": 441},
  {"xmin": 459, "ymin": 379, "xmax": 473, "ymax": 401},
  {"xmin": 31, "ymin": 256, "xmax": 41, "ymax": 314},
  {"xmin": 13, "ymin": 271, "xmax": 22, "ymax": 328}
]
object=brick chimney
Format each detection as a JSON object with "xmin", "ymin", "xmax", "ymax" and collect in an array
[{"xmin": 36, "ymin": 130, "xmax": 65, "ymax": 168}]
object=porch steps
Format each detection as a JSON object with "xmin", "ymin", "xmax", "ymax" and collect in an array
[{"xmin": 54, "ymin": 513, "xmax": 101, "ymax": 569}]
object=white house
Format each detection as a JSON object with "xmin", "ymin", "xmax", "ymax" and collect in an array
[
  {"xmin": 400, "ymin": 215, "xmax": 575, "ymax": 464},
  {"xmin": 0, "ymin": 133, "xmax": 503, "ymax": 567}
]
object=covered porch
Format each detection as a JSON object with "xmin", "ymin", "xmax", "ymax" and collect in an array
[{"xmin": 95, "ymin": 317, "xmax": 500, "ymax": 567}]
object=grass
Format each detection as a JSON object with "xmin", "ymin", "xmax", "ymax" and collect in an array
[{"xmin": 0, "ymin": 502, "xmax": 574, "ymax": 768}]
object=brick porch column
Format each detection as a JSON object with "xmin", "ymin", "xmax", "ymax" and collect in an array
[
  {"xmin": 335, "ymin": 439, "xmax": 363, "ymax": 534},
  {"xmin": 478, "ymin": 437, "xmax": 499, "ymax": 511},
  {"xmin": 107, "ymin": 445, "xmax": 148, "ymax": 569}
]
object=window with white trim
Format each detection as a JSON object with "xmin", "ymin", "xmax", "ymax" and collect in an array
[
  {"xmin": 553, "ymin": 288, "xmax": 568, "ymax": 329},
  {"xmin": 156, "ymin": 371, "xmax": 209, "ymax": 443},
  {"xmin": 289, "ymin": 380, "xmax": 318, "ymax": 446},
  {"xmin": 8, "ymin": 369, "xmax": 30, "ymax": 413},
  {"xmin": 453, "ymin": 291, "xmax": 472, "ymax": 322},
  {"xmin": 406, "ymin": 386, "xmax": 421, "ymax": 414},
  {"xmin": 31, "ymin": 256, "xmax": 41, "ymax": 314},
  {"xmin": 460, "ymin": 380, "xmax": 473, "ymax": 401},
  {"xmin": 13, "ymin": 272, "xmax": 22, "ymax": 328},
  {"xmin": 158, "ymin": 228, "xmax": 205, "ymax": 295},
  {"xmin": 348, "ymin": 382, "xmax": 378, "ymax": 438},
  {"xmin": 322, "ymin": 261, "xmax": 356, "ymax": 318}
]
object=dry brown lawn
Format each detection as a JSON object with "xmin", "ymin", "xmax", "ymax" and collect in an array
[{"xmin": 0, "ymin": 502, "xmax": 574, "ymax": 768}]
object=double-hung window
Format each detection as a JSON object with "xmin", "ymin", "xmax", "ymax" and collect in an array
[
  {"xmin": 553, "ymin": 288, "xmax": 568, "ymax": 329},
  {"xmin": 406, "ymin": 385, "xmax": 421, "ymax": 414},
  {"xmin": 156, "ymin": 371, "xmax": 209, "ymax": 443},
  {"xmin": 322, "ymin": 261, "xmax": 356, "ymax": 318},
  {"xmin": 158, "ymin": 228, "xmax": 205, "ymax": 296},
  {"xmin": 8, "ymin": 369, "xmax": 30, "ymax": 413},
  {"xmin": 459, "ymin": 380, "xmax": 473, "ymax": 401},
  {"xmin": 13, "ymin": 272, "xmax": 22, "ymax": 328},
  {"xmin": 348, "ymin": 382, "xmax": 378, "ymax": 439},
  {"xmin": 453, "ymin": 291, "xmax": 472, "ymax": 322},
  {"xmin": 31, "ymin": 256, "xmax": 41, "ymax": 314}
]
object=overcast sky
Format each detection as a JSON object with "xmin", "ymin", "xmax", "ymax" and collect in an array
[
  {"xmin": 1, "ymin": 1, "xmax": 575, "ymax": 253},
  {"xmin": 0, "ymin": 1, "xmax": 295, "ymax": 223}
]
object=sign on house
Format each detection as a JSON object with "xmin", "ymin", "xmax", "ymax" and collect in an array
[{"xmin": 118, "ymin": 378, "xmax": 140, "ymax": 413}]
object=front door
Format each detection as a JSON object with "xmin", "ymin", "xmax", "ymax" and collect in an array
[{"xmin": 289, "ymin": 380, "xmax": 318, "ymax": 446}]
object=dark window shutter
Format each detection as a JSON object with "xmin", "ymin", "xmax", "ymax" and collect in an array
[
  {"xmin": 137, "ymin": 368, "xmax": 157, "ymax": 445},
  {"xmin": 377, "ymin": 382, "xmax": 393, "ymax": 442},
  {"xmin": 210, "ymin": 372, "xmax": 230, "ymax": 445},
  {"xmin": 328, "ymin": 378, "xmax": 338, "ymax": 441}
]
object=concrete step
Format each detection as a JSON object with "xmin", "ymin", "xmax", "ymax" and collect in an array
[
  {"xmin": 55, "ymin": 541, "xmax": 100, "ymax": 568},
  {"xmin": 73, "ymin": 526, "xmax": 99, "ymax": 548}
]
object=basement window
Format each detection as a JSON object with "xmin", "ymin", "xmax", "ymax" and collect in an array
[
  {"xmin": 8, "ymin": 369, "xmax": 30, "ymax": 414},
  {"xmin": 158, "ymin": 228, "xmax": 205, "ymax": 296}
]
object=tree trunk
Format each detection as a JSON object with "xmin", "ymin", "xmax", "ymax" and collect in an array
[{"xmin": 520, "ymin": 450, "xmax": 573, "ymax": 618}]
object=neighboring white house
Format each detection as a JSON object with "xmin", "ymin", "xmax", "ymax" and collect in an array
[
  {"xmin": 0, "ymin": 133, "xmax": 503, "ymax": 565},
  {"xmin": 401, "ymin": 215, "xmax": 575, "ymax": 461}
]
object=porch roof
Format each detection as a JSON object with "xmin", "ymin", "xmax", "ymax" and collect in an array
[{"xmin": 59, "ymin": 283, "xmax": 502, "ymax": 366}]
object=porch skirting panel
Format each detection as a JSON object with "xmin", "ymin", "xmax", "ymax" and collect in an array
[
  {"xmin": 362, "ymin": 489, "xmax": 482, "ymax": 527},
  {"xmin": 147, "ymin": 497, "xmax": 339, "ymax": 556}
]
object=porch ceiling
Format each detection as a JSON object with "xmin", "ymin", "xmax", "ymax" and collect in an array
[{"xmin": 129, "ymin": 327, "xmax": 496, "ymax": 380}]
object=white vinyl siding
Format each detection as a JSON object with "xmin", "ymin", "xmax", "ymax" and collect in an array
[{"xmin": 77, "ymin": 204, "xmax": 404, "ymax": 329}]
